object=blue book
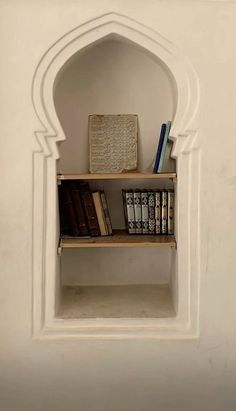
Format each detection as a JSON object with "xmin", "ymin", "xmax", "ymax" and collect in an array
[
  {"xmin": 157, "ymin": 121, "xmax": 172, "ymax": 173},
  {"xmin": 153, "ymin": 123, "xmax": 166, "ymax": 173}
]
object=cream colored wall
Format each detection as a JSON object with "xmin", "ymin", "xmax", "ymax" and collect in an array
[{"xmin": 1, "ymin": 1, "xmax": 236, "ymax": 411}]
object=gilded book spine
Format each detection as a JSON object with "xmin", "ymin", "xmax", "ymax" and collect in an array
[
  {"xmin": 141, "ymin": 190, "xmax": 149, "ymax": 234},
  {"xmin": 168, "ymin": 190, "xmax": 174, "ymax": 235},
  {"xmin": 133, "ymin": 190, "xmax": 142, "ymax": 234},
  {"xmin": 148, "ymin": 190, "xmax": 155, "ymax": 234},
  {"xmin": 123, "ymin": 190, "xmax": 135, "ymax": 234},
  {"xmin": 155, "ymin": 191, "xmax": 161, "ymax": 234},
  {"xmin": 161, "ymin": 190, "xmax": 168, "ymax": 234}
]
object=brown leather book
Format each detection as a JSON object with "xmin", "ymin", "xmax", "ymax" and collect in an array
[
  {"xmin": 80, "ymin": 187, "xmax": 100, "ymax": 236},
  {"xmin": 92, "ymin": 191, "xmax": 108, "ymax": 236},
  {"xmin": 68, "ymin": 181, "xmax": 90, "ymax": 236},
  {"xmin": 59, "ymin": 182, "xmax": 80, "ymax": 237}
]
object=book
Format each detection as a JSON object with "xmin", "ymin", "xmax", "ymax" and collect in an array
[
  {"xmin": 92, "ymin": 191, "xmax": 108, "ymax": 236},
  {"xmin": 148, "ymin": 190, "xmax": 155, "ymax": 234},
  {"xmin": 133, "ymin": 189, "xmax": 142, "ymax": 234},
  {"xmin": 153, "ymin": 123, "xmax": 166, "ymax": 173},
  {"xmin": 59, "ymin": 182, "xmax": 81, "ymax": 237},
  {"xmin": 161, "ymin": 190, "xmax": 168, "ymax": 234},
  {"xmin": 100, "ymin": 190, "xmax": 113, "ymax": 235},
  {"xmin": 157, "ymin": 121, "xmax": 172, "ymax": 173},
  {"xmin": 58, "ymin": 183, "xmax": 72, "ymax": 236},
  {"xmin": 68, "ymin": 181, "xmax": 90, "ymax": 236},
  {"xmin": 141, "ymin": 190, "xmax": 149, "ymax": 234},
  {"xmin": 155, "ymin": 190, "xmax": 161, "ymax": 234},
  {"xmin": 122, "ymin": 190, "xmax": 135, "ymax": 234},
  {"xmin": 167, "ymin": 190, "xmax": 174, "ymax": 235},
  {"xmin": 80, "ymin": 189, "xmax": 100, "ymax": 236}
]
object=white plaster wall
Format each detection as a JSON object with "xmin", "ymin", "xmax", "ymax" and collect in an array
[{"xmin": 1, "ymin": 1, "xmax": 236, "ymax": 411}]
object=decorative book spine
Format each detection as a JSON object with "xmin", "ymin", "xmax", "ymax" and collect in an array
[
  {"xmin": 161, "ymin": 190, "xmax": 168, "ymax": 234},
  {"xmin": 141, "ymin": 190, "xmax": 149, "ymax": 234},
  {"xmin": 60, "ymin": 182, "xmax": 80, "ymax": 237},
  {"xmin": 155, "ymin": 191, "xmax": 161, "ymax": 234},
  {"xmin": 80, "ymin": 190, "xmax": 100, "ymax": 236},
  {"xmin": 168, "ymin": 190, "xmax": 174, "ymax": 235},
  {"xmin": 69, "ymin": 182, "xmax": 89, "ymax": 236},
  {"xmin": 133, "ymin": 189, "xmax": 142, "ymax": 234},
  {"xmin": 123, "ymin": 190, "xmax": 135, "ymax": 234},
  {"xmin": 100, "ymin": 190, "xmax": 112, "ymax": 235},
  {"xmin": 148, "ymin": 190, "xmax": 155, "ymax": 234}
]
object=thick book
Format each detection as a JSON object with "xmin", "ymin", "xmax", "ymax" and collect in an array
[
  {"xmin": 133, "ymin": 189, "xmax": 142, "ymax": 234},
  {"xmin": 100, "ymin": 190, "xmax": 112, "ymax": 235},
  {"xmin": 167, "ymin": 190, "xmax": 174, "ymax": 235},
  {"xmin": 157, "ymin": 121, "xmax": 172, "ymax": 172},
  {"xmin": 153, "ymin": 123, "xmax": 166, "ymax": 173},
  {"xmin": 141, "ymin": 190, "xmax": 149, "ymax": 234},
  {"xmin": 80, "ymin": 189, "xmax": 100, "ymax": 236},
  {"xmin": 155, "ymin": 190, "xmax": 161, "ymax": 234},
  {"xmin": 68, "ymin": 181, "xmax": 90, "ymax": 236},
  {"xmin": 59, "ymin": 182, "xmax": 80, "ymax": 237},
  {"xmin": 92, "ymin": 191, "xmax": 108, "ymax": 236},
  {"xmin": 148, "ymin": 190, "xmax": 155, "ymax": 234},
  {"xmin": 161, "ymin": 190, "xmax": 168, "ymax": 234},
  {"xmin": 122, "ymin": 190, "xmax": 135, "ymax": 234}
]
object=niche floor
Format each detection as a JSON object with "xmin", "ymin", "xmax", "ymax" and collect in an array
[{"xmin": 58, "ymin": 284, "xmax": 175, "ymax": 318}]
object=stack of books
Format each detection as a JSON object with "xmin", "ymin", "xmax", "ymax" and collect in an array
[
  {"xmin": 58, "ymin": 181, "xmax": 112, "ymax": 237},
  {"xmin": 122, "ymin": 189, "xmax": 174, "ymax": 235}
]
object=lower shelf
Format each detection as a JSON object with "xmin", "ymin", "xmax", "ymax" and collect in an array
[
  {"xmin": 58, "ymin": 284, "xmax": 175, "ymax": 319},
  {"xmin": 59, "ymin": 230, "xmax": 176, "ymax": 250}
]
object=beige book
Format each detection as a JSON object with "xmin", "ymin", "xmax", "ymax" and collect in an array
[{"xmin": 92, "ymin": 192, "xmax": 108, "ymax": 236}]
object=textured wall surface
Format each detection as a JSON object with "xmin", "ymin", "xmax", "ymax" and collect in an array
[{"xmin": 1, "ymin": 1, "xmax": 236, "ymax": 410}]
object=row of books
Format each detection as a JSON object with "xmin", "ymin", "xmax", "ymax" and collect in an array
[
  {"xmin": 58, "ymin": 181, "xmax": 112, "ymax": 237},
  {"xmin": 153, "ymin": 121, "xmax": 172, "ymax": 173},
  {"xmin": 122, "ymin": 189, "xmax": 174, "ymax": 235}
]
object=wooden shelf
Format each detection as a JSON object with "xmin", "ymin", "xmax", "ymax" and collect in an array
[
  {"xmin": 59, "ymin": 230, "xmax": 176, "ymax": 251},
  {"xmin": 57, "ymin": 172, "xmax": 176, "ymax": 181}
]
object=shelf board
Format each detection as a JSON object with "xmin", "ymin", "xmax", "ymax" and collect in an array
[
  {"xmin": 59, "ymin": 230, "xmax": 176, "ymax": 250},
  {"xmin": 57, "ymin": 172, "xmax": 176, "ymax": 180},
  {"xmin": 58, "ymin": 284, "xmax": 175, "ymax": 319}
]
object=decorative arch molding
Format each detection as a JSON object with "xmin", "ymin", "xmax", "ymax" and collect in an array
[{"xmin": 32, "ymin": 12, "xmax": 201, "ymax": 339}]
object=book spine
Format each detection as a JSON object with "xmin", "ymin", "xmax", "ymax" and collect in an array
[
  {"xmin": 92, "ymin": 192, "xmax": 108, "ymax": 236},
  {"xmin": 100, "ymin": 190, "xmax": 112, "ymax": 235},
  {"xmin": 153, "ymin": 123, "xmax": 166, "ymax": 173},
  {"xmin": 161, "ymin": 190, "xmax": 168, "ymax": 234},
  {"xmin": 81, "ymin": 191, "xmax": 100, "ymax": 236},
  {"xmin": 168, "ymin": 190, "xmax": 174, "ymax": 235},
  {"xmin": 124, "ymin": 190, "xmax": 135, "ymax": 234},
  {"xmin": 69, "ymin": 182, "xmax": 90, "ymax": 236},
  {"xmin": 148, "ymin": 191, "xmax": 155, "ymax": 234},
  {"xmin": 157, "ymin": 121, "xmax": 172, "ymax": 173},
  {"xmin": 60, "ymin": 182, "xmax": 80, "ymax": 237},
  {"xmin": 155, "ymin": 191, "xmax": 161, "ymax": 234},
  {"xmin": 133, "ymin": 190, "xmax": 142, "ymax": 234},
  {"xmin": 141, "ymin": 190, "xmax": 149, "ymax": 234}
]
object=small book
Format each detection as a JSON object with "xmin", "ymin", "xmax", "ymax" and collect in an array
[
  {"xmin": 153, "ymin": 123, "xmax": 166, "ymax": 173},
  {"xmin": 155, "ymin": 190, "xmax": 161, "ymax": 234},
  {"xmin": 122, "ymin": 190, "xmax": 135, "ymax": 234},
  {"xmin": 167, "ymin": 190, "xmax": 174, "ymax": 235},
  {"xmin": 100, "ymin": 190, "xmax": 113, "ymax": 235},
  {"xmin": 148, "ymin": 190, "xmax": 155, "ymax": 234},
  {"xmin": 92, "ymin": 191, "xmax": 108, "ymax": 236},
  {"xmin": 133, "ymin": 189, "xmax": 142, "ymax": 234},
  {"xmin": 80, "ymin": 189, "xmax": 100, "ymax": 236},
  {"xmin": 157, "ymin": 121, "xmax": 172, "ymax": 173},
  {"xmin": 141, "ymin": 190, "xmax": 149, "ymax": 234},
  {"xmin": 69, "ymin": 181, "xmax": 90, "ymax": 236},
  {"xmin": 161, "ymin": 190, "xmax": 168, "ymax": 234}
]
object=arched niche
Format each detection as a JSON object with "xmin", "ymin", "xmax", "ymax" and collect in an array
[{"xmin": 32, "ymin": 13, "xmax": 200, "ymax": 339}]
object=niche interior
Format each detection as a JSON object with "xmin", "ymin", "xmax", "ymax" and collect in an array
[{"xmin": 53, "ymin": 36, "xmax": 178, "ymax": 319}]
